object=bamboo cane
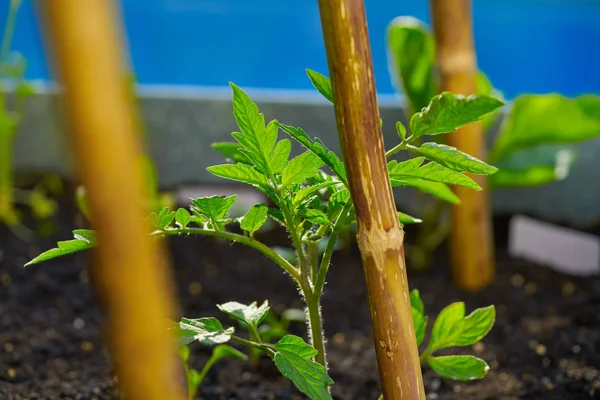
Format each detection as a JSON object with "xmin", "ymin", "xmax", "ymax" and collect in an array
[
  {"xmin": 318, "ymin": 1, "xmax": 426, "ymax": 398},
  {"xmin": 429, "ymin": 0, "xmax": 495, "ymax": 291},
  {"xmin": 37, "ymin": 1, "xmax": 184, "ymax": 399}
]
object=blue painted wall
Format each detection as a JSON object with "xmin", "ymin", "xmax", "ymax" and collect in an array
[{"xmin": 3, "ymin": 0, "xmax": 600, "ymax": 99}]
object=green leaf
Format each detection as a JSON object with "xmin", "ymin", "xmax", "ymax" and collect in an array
[
  {"xmin": 178, "ymin": 345, "xmax": 190, "ymax": 362},
  {"xmin": 410, "ymin": 289, "xmax": 425, "ymax": 314},
  {"xmin": 211, "ymin": 142, "xmax": 252, "ymax": 164},
  {"xmin": 452, "ymin": 305, "xmax": 495, "ymax": 347},
  {"xmin": 211, "ymin": 344, "xmax": 248, "ymax": 362},
  {"xmin": 306, "ymin": 69, "xmax": 334, "ymax": 103},
  {"xmin": 207, "ymin": 164, "xmax": 269, "ymax": 186},
  {"xmin": 190, "ymin": 195, "xmax": 237, "ymax": 221},
  {"xmin": 396, "ymin": 121, "xmax": 407, "ymax": 141},
  {"xmin": 25, "ymin": 229, "xmax": 97, "ymax": 266},
  {"xmin": 388, "ymin": 157, "xmax": 481, "ymax": 190},
  {"xmin": 412, "ymin": 142, "xmax": 498, "ymax": 175},
  {"xmin": 152, "ymin": 207, "xmax": 175, "ymax": 230},
  {"xmin": 271, "ymin": 139, "xmax": 292, "ymax": 174},
  {"xmin": 187, "ymin": 369, "xmax": 202, "ymax": 392},
  {"xmin": 429, "ymin": 302, "xmax": 465, "ymax": 350},
  {"xmin": 412, "ymin": 307, "xmax": 427, "ymax": 347},
  {"xmin": 576, "ymin": 94, "xmax": 600, "ymax": 119},
  {"xmin": 293, "ymin": 181, "xmax": 340, "ymax": 207},
  {"xmin": 301, "ymin": 209, "xmax": 331, "ymax": 226},
  {"xmin": 175, "ymin": 208, "xmax": 191, "ymax": 228},
  {"xmin": 490, "ymin": 94, "xmax": 600, "ymax": 162},
  {"xmin": 281, "ymin": 152, "xmax": 324, "ymax": 186},
  {"xmin": 410, "ymin": 92, "xmax": 504, "ymax": 138},
  {"xmin": 175, "ymin": 317, "xmax": 234, "ymax": 347},
  {"xmin": 428, "ymin": 303, "xmax": 495, "ymax": 351},
  {"xmin": 489, "ymin": 166, "xmax": 560, "ymax": 189},
  {"xmin": 398, "ymin": 212, "xmax": 422, "ymax": 224},
  {"xmin": 273, "ymin": 335, "xmax": 334, "ymax": 400},
  {"xmin": 217, "ymin": 301, "xmax": 270, "ymax": 328},
  {"xmin": 391, "ymin": 178, "xmax": 460, "ymax": 204},
  {"xmin": 240, "ymin": 204, "xmax": 268, "ymax": 235},
  {"xmin": 386, "ymin": 16, "xmax": 437, "ymax": 113},
  {"xmin": 279, "ymin": 124, "xmax": 347, "ymax": 184},
  {"xmin": 427, "ymin": 355, "xmax": 489, "ymax": 381},
  {"xmin": 229, "ymin": 83, "xmax": 277, "ymax": 174}
]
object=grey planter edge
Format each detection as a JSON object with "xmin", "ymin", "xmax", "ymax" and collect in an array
[{"xmin": 12, "ymin": 85, "xmax": 600, "ymax": 228}]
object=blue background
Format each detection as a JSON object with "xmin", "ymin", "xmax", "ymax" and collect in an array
[{"xmin": 4, "ymin": 0, "xmax": 600, "ymax": 99}]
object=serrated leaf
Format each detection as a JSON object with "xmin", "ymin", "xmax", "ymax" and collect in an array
[
  {"xmin": 154, "ymin": 207, "xmax": 175, "ymax": 230},
  {"xmin": 410, "ymin": 92, "xmax": 504, "ymax": 138},
  {"xmin": 207, "ymin": 164, "xmax": 269, "ymax": 186},
  {"xmin": 273, "ymin": 335, "xmax": 334, "ymax": 400},
  {"xmin": 25, "ymin": 229, "xmax": 97, "ymax": 266},
  {"xmin": 279, "ymin": 124, "xmax": 347, "ymax": 184},
  {"xmin": 230, "ymin": 83, "xmax": 276, "ymax": 174},
  {"xmin": 389, "ymin": 157, "xmax": 481, "ymax": 190},
  {"xmin": 217, "ymin": 301, "xmax": 270, "ymax": 328},
  {"xmin": 490, "ymin": 94, "xmax": 600, "ymax": 162},
  {"xmin": 429, "ymin": 302, "xmax": 465, "ymax": 350},
  {"xmin": 211, "ymin": 142, "xmax": 252, "ymax": 164},
  {"xmin": 190, "ymin": 195, "xmax": 237, "ymax": 221},
  {"xmin": 427, "ymin": 355, "xmax": 489, "ymax": 381},
  {"xmin": 410, "ymin": 289, "xmax": 425, "ymax": 314},
  {"xmin": 412, "ymin": 142, "xmax": 498, "ymax": 175},
  {"xmin": 306, "ymin": 69, "xmax": 334, "ymax": 103},
  {"xmin": 386, "ymin": 17, "xmax": 437, "ymax": 113},
  {"xmin": 398, "ymin": 211, "xmax": 422, "ymax": 224},
  {"xmin": 271, "ymin": 139, "xmax": 292, "ymax": 173},
  {"xmin": 412, "ymin": 307, "xmax": 427, "ymax": 347},
  {"xmin": 293, "ymin": 181, "xmax": 339, "ymax": 207},
  {"xmin": 282, "ymin": 152, "xmax": 324, "ymax": 186},
  {"xmin": 175, "ymin": 317, "xmax": 234, "ymax": 347},
  {"xmin": 176, "ymin": 208, "xmax": 191, "ymax": 228},
  {"xmin": 240, "ymin": 204, "xmax": 268, "ymax": 235},
  {"xmin": 452, "ymin": 305, "xmax": 495, "ymax": 347},
  {"xmin": 300, "ymin": 208, "xmax": 330, "ymax": 226},
  {"xmin": 391, "ymin": 177, "xmax": 460, "ymax": 204}
]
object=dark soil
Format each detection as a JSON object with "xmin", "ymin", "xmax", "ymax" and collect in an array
[{"xmin": 1, "ymin": 198, "xmax": 599, "ymax": 399}]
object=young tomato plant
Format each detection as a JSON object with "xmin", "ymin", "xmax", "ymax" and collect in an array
[
  {"xmin": 0, "ymin": 0, "xmax": 59, "ymax": 237},
  {"xmin": 387, "ymin": 16, "xmax": 600, "ymax": 269},
  {"xmin": 27, "ymin": 70, "xmax": 502, "ymax": 398}
]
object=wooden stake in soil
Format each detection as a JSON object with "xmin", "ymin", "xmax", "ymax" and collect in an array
[
  {"xmin": 37, "ymin": 2, "xmax": 185, "ymax": 399},
  {"xmin": 429, "ymin": 0, "xmax": 495, "ymax": 292},
  {"xmin": 317, "ymin": 1, "xmax": 426, "ymax": 398}
]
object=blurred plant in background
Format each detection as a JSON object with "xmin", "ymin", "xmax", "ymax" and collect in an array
[
  {"xmin": 0, "ymin": 0, "xmax": 60, "ymax": 238},
  {"xmin": 387, "ymin": 16, "xmax": 600, "ymax": 269}
]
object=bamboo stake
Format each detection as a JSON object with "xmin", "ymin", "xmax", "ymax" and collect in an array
[
  {"xmin": 318, "ymin": 1, "xmax": 425, "ymax": 398},
  {"xmin": 37, "ymin": 2, "xmax": 184, "ymax": 399},
  {"xmin": 429, "ymin": 0, "xmax": 495, "ymax": 291}
]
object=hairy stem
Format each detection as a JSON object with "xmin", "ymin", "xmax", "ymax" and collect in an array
[
  {"xmin": 306, "ymin": 296, "xmax": 327, "ymax": 367},
  {"xmin": 230, "ymin": 335, "xmax": 276, "ymax": 357},
  {"xmin": 312, "ymin": 200, "xmax": 353, "ymax": 303}
]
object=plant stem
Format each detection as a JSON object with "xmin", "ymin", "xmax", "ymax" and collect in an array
[
  {"xmin": 429, "ymin": 0, "xmax": 495, "ymax": 292},
  {"xmin": 230, "ymin": 335, "xmax": 276, "ymax": 357},
  {"xmin": 158, "ymin": 227, "xmax": 301, "ymax": 282},
  {"xmin": 306, "ymin": 296, "xmax": 327, "ymax": 367},
  {"xmin": 311, "ymin": 200, "xmax": 353, "ymax": 303}
]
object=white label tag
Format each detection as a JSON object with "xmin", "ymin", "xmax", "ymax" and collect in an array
[{"xmin": 508, "ymin": 215, "xmax": 600, "ymax": 276}]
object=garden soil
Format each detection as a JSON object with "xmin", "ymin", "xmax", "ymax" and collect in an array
[{"xmin": 1, "ymin": 197, "xmax": 599, "ymax": 399}]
